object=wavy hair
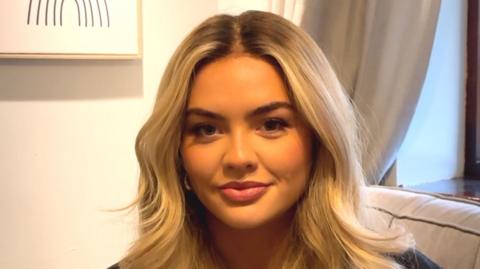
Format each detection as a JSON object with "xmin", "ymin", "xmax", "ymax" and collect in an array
[{"xmin": 119, "ymin": 10, "xmax": 413, "ymax": 269}]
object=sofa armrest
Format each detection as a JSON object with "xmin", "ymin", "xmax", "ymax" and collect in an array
[{"xmin": 365, "ymin": 186, "xmax": 480, "ymax": 269}]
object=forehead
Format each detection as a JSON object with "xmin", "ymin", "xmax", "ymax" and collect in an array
[{"xmin": 188, "ymin": 54, "xmax": 290, "ymax": 110}]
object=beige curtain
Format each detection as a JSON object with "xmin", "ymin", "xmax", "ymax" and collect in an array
[{"xmin": 300, "ymin": 0, "xmax": 441, "ymax": 184}]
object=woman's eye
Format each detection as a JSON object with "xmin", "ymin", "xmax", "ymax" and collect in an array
[
  {"xmin": 260, "ymin": 118, "xmax": 289, "ymax": 133},
  {"xmin": 192, "ymin": 124, "xmax": 219, "ymax": 137}
]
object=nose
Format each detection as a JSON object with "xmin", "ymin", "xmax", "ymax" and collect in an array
[{"xmin": 223, "ymin": 129, "xmax": 258, "ymax": 177}]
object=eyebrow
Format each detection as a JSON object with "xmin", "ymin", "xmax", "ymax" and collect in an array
[{"xmin": 185, "ymin": 101, "xmax": 293, "ymax": 120}]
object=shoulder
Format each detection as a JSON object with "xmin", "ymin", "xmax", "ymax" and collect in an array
[{"xmin": 390, "ymin": 249, "xmax": 442, "ymax": 269}]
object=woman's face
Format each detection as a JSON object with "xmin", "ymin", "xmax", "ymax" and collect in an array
[{"xmin": 181, "ymin": 54, "xmax": 313, "ymax": 229}]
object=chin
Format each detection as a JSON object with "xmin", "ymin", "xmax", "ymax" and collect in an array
[
  {"xmin": 221, "ymin": 216, "xmax": 269, "ymax": 230},
  {"xmin": 215, "ymin": 205, "xmax": 293, "ymax": 231},
  {"xmin": 206, "ymin": 205, "xmax": 273, "ymax": 230}
]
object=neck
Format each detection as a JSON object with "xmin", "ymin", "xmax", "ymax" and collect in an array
[{"xmin": 206, "ymin": 210, "xmax": 294, "ymax": 269}]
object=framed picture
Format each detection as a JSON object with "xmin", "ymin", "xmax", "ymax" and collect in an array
[{"xmin": 0, "ymin": 0, "xmax": 142, "ymax": 59}]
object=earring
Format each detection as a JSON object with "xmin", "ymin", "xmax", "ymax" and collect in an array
[{"xmin": 183, "ymin": 175, "xmax": 192, "ymax": 191}]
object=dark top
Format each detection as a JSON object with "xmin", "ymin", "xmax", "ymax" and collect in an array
[
  {"xmin": 391, "ymin": 249, "xmax": 442, "ymax": 269},
  {"xmin": 108, "ymin": 249, "xmax": 442, "ymax": 269}
]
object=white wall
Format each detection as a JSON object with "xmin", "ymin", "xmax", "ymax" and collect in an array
[
  {"xmin": 396, "ymin": 0, "xmax": 467, "ymax": 186},
  {"xmin": 0, "ymin": 1, "xmax": 217, "ymax": 268}
]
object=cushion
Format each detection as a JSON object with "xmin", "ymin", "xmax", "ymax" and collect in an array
[{"xmin": 365, "ymin": 186, "xmax": 480, "ymax": 269}]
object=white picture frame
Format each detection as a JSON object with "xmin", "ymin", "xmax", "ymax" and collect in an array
[{"xmin": 0, "ymin": 0, "xmax": 142, "ymax": 59}]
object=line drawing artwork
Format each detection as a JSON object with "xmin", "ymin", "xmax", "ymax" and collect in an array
[
  {"xmin": 1, "ymin": 1, "xmax": 138, "ymax": 57},
  {"xmin": 27, "ymin": 0, "xmax": 110, "ymax": 27}
]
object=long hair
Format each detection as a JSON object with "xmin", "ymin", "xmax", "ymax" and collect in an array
[{"xmin": 120, "ymin": 10, "xmax": 413, "ymax": 269}]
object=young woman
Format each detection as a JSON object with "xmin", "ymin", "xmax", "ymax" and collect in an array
[{"xmin": 111, "ymin": 10, "xmax": 441, "ymax": 269}]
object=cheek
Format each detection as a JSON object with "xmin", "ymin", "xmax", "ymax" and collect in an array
[
  {"xmin": 260, "ymin": 133, "xmax": 312, "ymax": 180},
  {"xmin": 181, "ymin": 144, "xmax": 223, "ymax": 184}
]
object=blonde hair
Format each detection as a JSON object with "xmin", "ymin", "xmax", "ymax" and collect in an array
[{"xmin": 120, "ymin": 11, "xmax": 412, "ymax": 269}]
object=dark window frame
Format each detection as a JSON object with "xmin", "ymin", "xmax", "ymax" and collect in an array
[{"xmin": 465, "ymin": 0, "xmax": 480, "ymax": 178}]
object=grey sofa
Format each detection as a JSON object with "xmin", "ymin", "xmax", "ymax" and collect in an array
[{"xmin": 366, "ymin": 186, "xmax": 480, "ymax": 269}]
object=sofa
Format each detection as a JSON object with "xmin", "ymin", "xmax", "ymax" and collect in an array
[{"xmin": 366, "ymin": 186, "xmax": 480, "ymax": 269}]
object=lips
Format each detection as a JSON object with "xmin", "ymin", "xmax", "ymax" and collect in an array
[{"xmin": 219, "ymin": 181, "xmax": 271, "ymax": 203}]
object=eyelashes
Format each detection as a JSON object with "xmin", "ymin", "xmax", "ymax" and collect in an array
[
  {"xmin": 259, "ymin": 118, "xmax": 290, "ymax": 133},
  {"xmin": 190, "ymin": 123, "xmax": 221, "ymax": 137},
  {"xmin": 186, "ymin": 118, "xmax": 291, "ymax": 141}
]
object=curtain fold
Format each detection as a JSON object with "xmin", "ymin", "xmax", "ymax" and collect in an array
[{"xmin": 300, "ymin": 0, "xmax": 441, "ymax": 184}]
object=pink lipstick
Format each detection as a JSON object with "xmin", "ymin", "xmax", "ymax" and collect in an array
[{"xmin": 218, "ymin": 181, "xmax": 271, "ymax": 203}]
